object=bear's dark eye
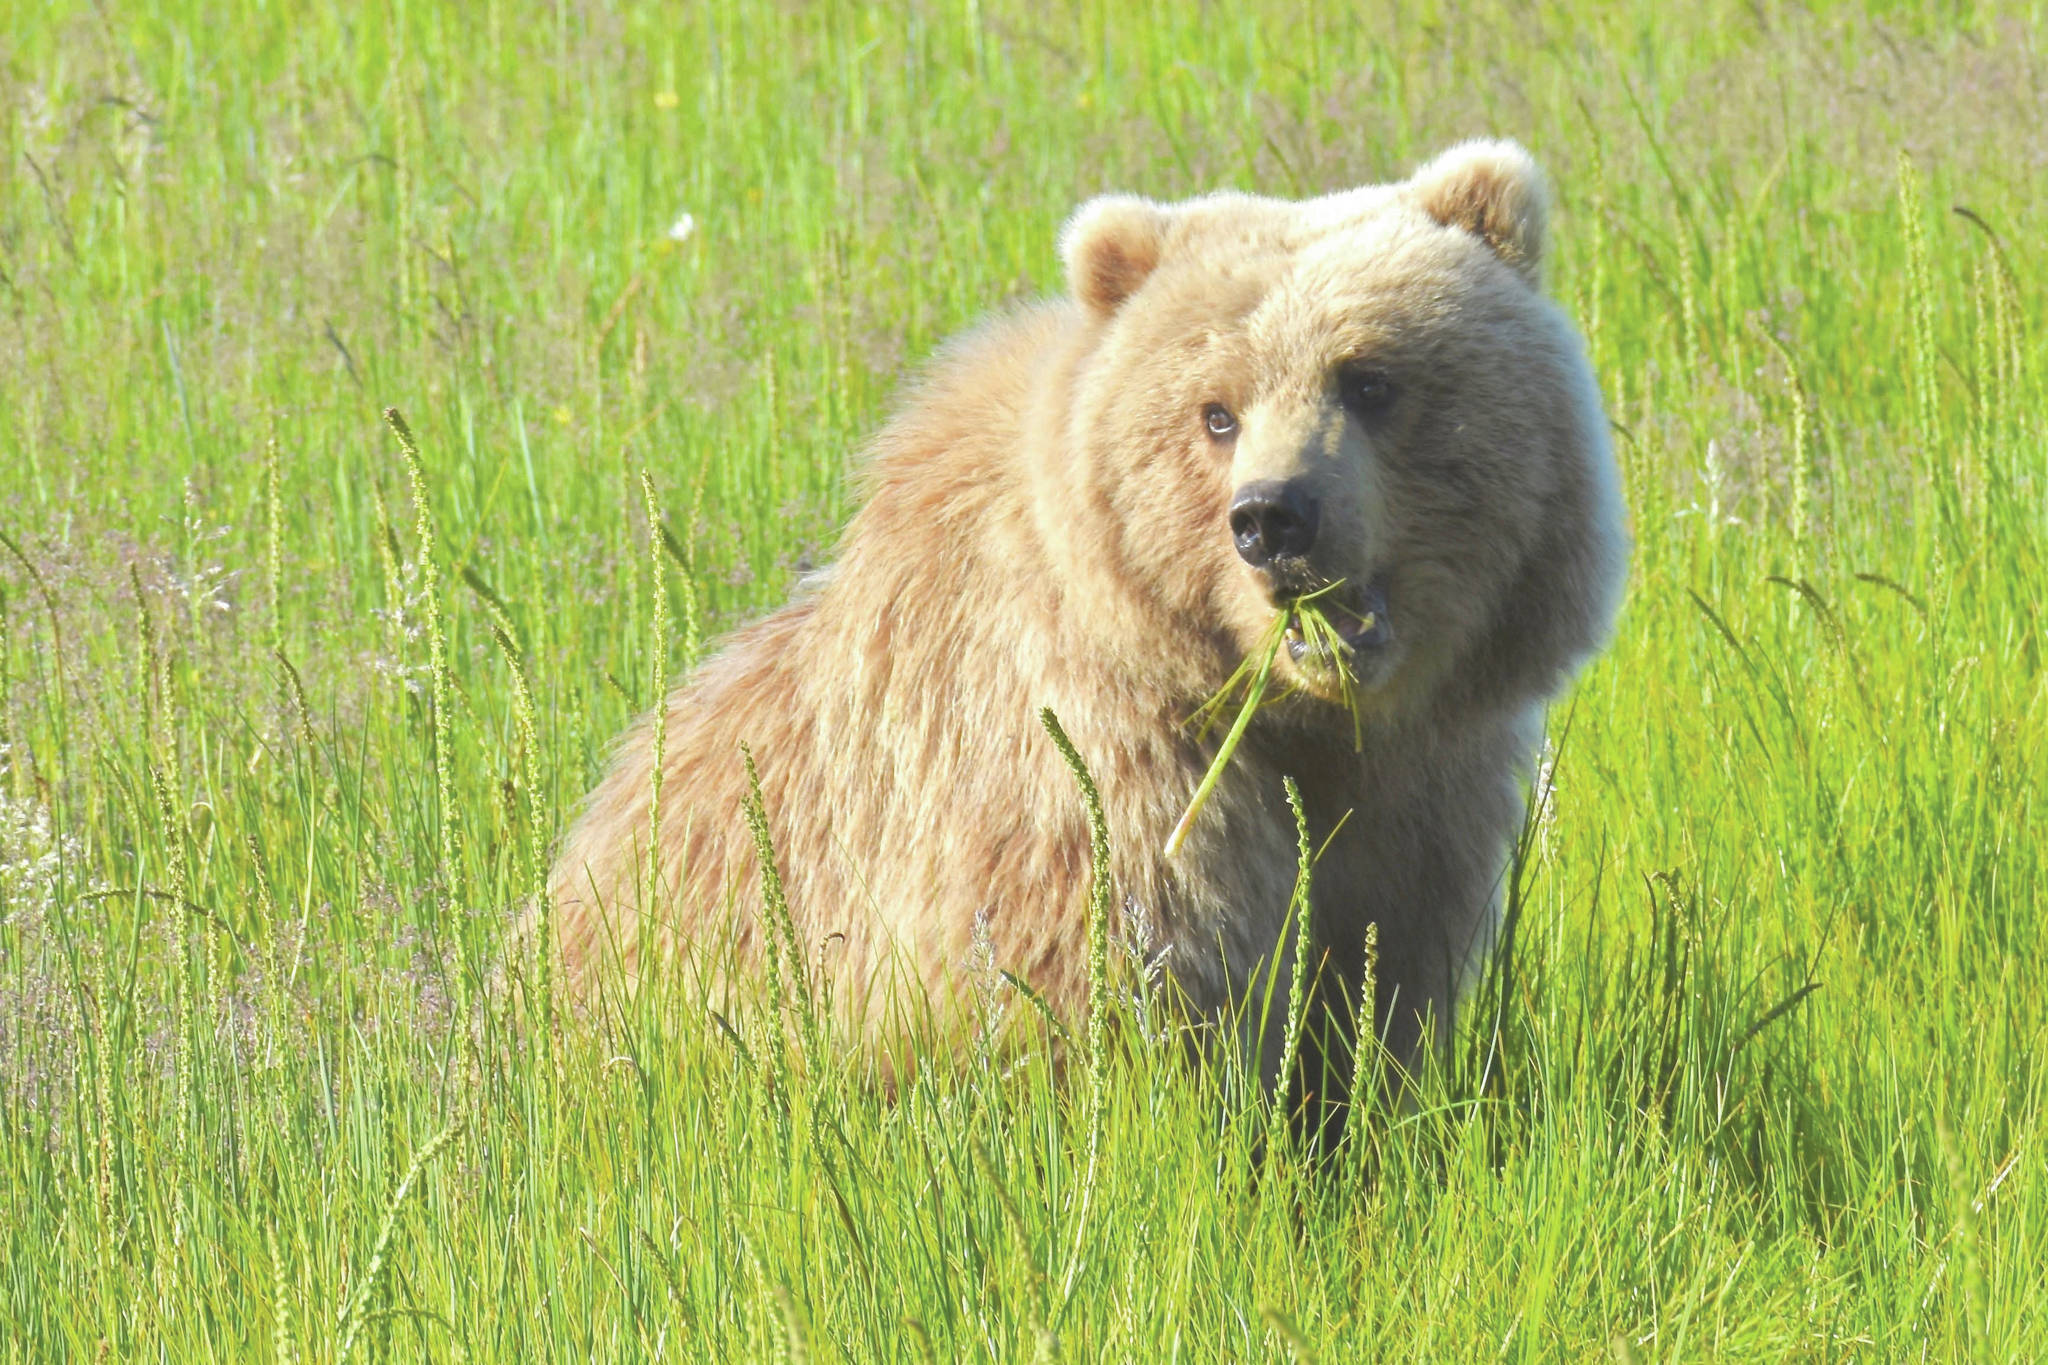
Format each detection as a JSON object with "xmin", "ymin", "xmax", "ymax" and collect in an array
[
  {"xmin": 1338, "ymin": 365, "xmax": 1397, "ymax": 421},
  {"xmin": 1203, "ymin": 403, "xmax": 1238, "ymax": 440}
]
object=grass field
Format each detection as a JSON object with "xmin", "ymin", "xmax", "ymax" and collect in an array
[{"xmin": 3, "ymin": 1, "xmax": 2045, "ymax": 1358}]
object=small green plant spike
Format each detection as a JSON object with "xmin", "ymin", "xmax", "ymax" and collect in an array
[
  {"xmin": 385, "ymin": 407, "xmax": 459, "ymax": 897},
  {"xmin": 1898, "ymin": 151, "xmax": 1939, "ymax": 463},
  {"xmin": 641, "ymin": 468, "xmax": 670, "ymax": 911},
  {"xmin": 147, "ymin": 761, "xmax": 194, "ymax": 1204},
  {"xmin": 335, "ymin": 1114, "xmax": 464, "ymax": 1364},
  {"xmin": 1341, "ymin": 919, "xmax": 1381, "ymax": 1201},
  {"xmin": 1754, "ymin": 321, "xmax": 1815, "ymax": 568},
  {"xmin": 267, "ymin": 1221, "xmax": 298, "ymax": 1365},
  {"xmin": 386, "ymin": 405, "xmax": 474, "ymax": 1095},
  {"xmin": 369, "ymin": 481, "xmax": 405, "ymax": 651},
  {"xmin": 265, "ymin": 426, "xmax": 284, "ymax": 660},
  {"xmin": 1038, "ymin": 705, "xmax": 1114, "ymax": 1302},
  {"xmin": 491, "ymin": 623, "xmax": 558, "ymax": 1104},
  {"xmin": 741, "ymin": 742, "xmax": 819, "ymax": 1116},
  {"xmin": 1263, "ymin": 776, "xmax": 1316, "ymax": 1163}
]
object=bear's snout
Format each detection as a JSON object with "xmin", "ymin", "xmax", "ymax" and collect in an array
[{"xmin": 1229, "ymin": 479, "xmax": 1319, "ymax": 569}]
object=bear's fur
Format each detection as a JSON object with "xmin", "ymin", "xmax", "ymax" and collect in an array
[{"xmin": 549, "ymin": 140, "xmax": 1627, "ymax": 1087}]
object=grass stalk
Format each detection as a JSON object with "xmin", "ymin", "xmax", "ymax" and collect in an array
[
  {"xmin": 386, "ymin": 407, "xmax": 459, "ymax": 894},
  {"xmin": 1340, "ymin": 920, "xmax": 1380, "ymax": 1200},
  {"xmin": 740, "ymin": 743, "xmax": 811, "ymax": 1119},
  {"xmin": 640, "ymin": 469, "xmax": 669, "ymax": 911},
  {"xmin": 1754, "ymin": 322, "xmax": 1815, "ymax": 568},
  {"xmin": 1897, "ymin": 151, "xmax": 1954, "ymax": 547},
  {"xmin": 1038, "ymin": 705, "xmax": 1113, "ymax": 1303},
  {"xmin": 267, "ymin": 1221, "xmax": 298, "ymax": 1365},
  {"xmin": 385, "ymin": 406, "xmax": 470, "ymax": 1077},
  {"xmin": 1264, "ymin": 776, "xmax": 1316, "ymax": 1162},
  {"xmin": 1167, "ymin": 624, "xmax": 1284, "ymax": 857},
  {"xmin": 265, "ymin": 427, "xmax": 284, "ymax": 660},
  {"xmin": 335, "ymin": 1114, "xmax": 464, "ymax": 1364},
  {"xmin": 491, "ymin": 623, "xmax": 558, "ymax": 1103},
  {"xmin": 147, "ymin": 760, "xmax": 194, "ymax": 1219},
  {"xmin": 370, "ymin": 481, "xmax": 405, "ymax": 650}
]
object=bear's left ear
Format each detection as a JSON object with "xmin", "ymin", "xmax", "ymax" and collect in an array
[
  {"xmin": 1407, "ymin": 140, "xmax": 1549, "ymax": 284},
  {"xmin": 1060, "ymin": 194, "xmax": 1172, "ymax": 315}
]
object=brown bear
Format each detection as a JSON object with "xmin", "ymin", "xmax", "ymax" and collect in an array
[{"xmin": 548, "ymin": 140, "xmax": 1627, "ymax": 1094}]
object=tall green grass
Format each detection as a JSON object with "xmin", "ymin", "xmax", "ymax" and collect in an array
[{"xmin": 2, "ymin": 1, "xmax": 2044, "ymax": 1357}]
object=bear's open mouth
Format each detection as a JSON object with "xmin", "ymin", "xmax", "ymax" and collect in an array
[{"xmin": 1283, "ymin": 578, "xmax": 1392, "ymax": 670}]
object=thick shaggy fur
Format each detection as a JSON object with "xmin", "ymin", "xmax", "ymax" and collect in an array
[{"xmin": 549, "ymin": 141, "xmax": 1627, "ymax": 1084}]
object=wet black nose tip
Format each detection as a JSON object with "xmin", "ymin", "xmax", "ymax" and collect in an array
[{"xmin": 1230, "ymin": 480, "xmax": 1320, "ymax": 568}]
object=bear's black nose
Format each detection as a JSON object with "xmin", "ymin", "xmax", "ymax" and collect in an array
[{"xmin": 1230, "ymin": 480, "xmax": 1319, "ymax": 568}]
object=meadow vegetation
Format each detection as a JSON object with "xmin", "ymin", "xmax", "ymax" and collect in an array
[{"xmin": 1, "ymin": 1, "xmax": 2044, "ymax": 1357}]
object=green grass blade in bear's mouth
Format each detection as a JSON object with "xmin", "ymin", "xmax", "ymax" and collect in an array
[
  {"xmin": 1167, "ymin": 619, "xmax": 1287, "ymax": 857},
  {"xmin": 1168, "ymin": 583, "xmax": 1368, "ymax": 857},
  {"xmin": 1290, "ymin": 582, "xmax": 1369, "ymax": 752}
]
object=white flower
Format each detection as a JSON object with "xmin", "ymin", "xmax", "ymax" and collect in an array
[
  {"xmin": 667, "ymin": 212, "xmax": 696, "ymax": 244},
  {"xmin": 0, "ymin": 758, "xmax": 105, "ymax": 932}
]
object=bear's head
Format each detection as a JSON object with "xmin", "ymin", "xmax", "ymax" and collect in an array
[{"xmin": 1051, "ymin": 140, "xmax": 1625, "ymax": 721}]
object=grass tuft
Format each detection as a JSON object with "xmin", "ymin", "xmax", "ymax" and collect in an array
[{"xmin": 1170, "ymin": 584, "xmax": 1369, "ymax": 856}]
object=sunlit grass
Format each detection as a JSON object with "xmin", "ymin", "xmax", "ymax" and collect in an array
[{"xmin": 2, "ymin": 0, "xmax": 2045, "ymax": 1359}]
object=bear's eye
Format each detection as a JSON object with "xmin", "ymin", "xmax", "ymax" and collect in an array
[
  {"xmin": 1203, "ymin": 404, "xmax": 1238, "ymax": 440},
  {"xmin": 1338, "ymin": 365, "xmax": 1397, "ymax": 420}
]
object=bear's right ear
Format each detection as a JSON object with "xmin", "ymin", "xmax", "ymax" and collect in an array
[{"xmin": 1060, "ymin": 195, "xmax": 1171, "ymax": 315}]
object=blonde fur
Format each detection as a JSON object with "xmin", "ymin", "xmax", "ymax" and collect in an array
[{"xmin": 549, "ymin": 141, "xmax": 1627, "ymax": 1082}]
